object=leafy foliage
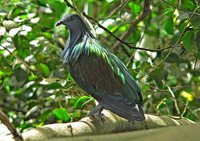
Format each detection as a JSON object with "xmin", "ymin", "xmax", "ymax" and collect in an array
[{"xmin": 0, "ymin": 0, "xmax": 200, "ymax": 131}]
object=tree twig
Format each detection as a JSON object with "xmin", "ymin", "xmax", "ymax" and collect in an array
[
  {"xmin": 138, "ymin": 6, "xmax": 200, "ymax": 80},
  {"xmin": 166, "ymin": 83, "xmax": 181, "ymax": 116},
  {"xmin": 83, "ymin": 12, "xmax": 180, "ymax": 53},
  {"xmin": 64, "ymin": 0, "xmax": 181, "ymax": 53},
  {"xmin": 106, "ymin": 0, "xmax": 130, "ymax": 19},
  {"xmin": 162, "ymin": 0, "xmax": 200, "ymax": 16},
  {"xmin": 0, "ymin": 110, "xmax": 23, "ymax": 141},
  {"xmin": 142, "ymin": 82, "xmax": 199, "ymax": 120},
  {"xmin": 181, "ymin": 100, "xmax": 189, "ymax": 117},
  {"xmin": 113, "ymin": 0, "xmax": 151, "ymax": 50},
  {"xmin": 0, "ymin": 45, "xmax": 36, "ymax": 72}
]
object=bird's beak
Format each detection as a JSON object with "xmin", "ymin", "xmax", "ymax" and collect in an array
[{"xmin": 56, "ymin": 20, "xmax": 63, "ymax": 26}]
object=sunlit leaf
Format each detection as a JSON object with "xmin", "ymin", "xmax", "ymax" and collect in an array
[
  {"xmin": 128, "ymin": 2, "xmax": 141, "ymax": 14},
  {"xmin": 163, "ymin": 18, "xmax": 174, "ymax": 35},
  {"xmin": 53, "ymin": 108, "xmax": 71, "ymax": 122},
  {"xmin": 28, "ymin": 74, "xmax": 38, "ymax": 81},
  {"xmin": 180, "ymin": 91, "xmax": 193, "ymax": 101},
  {"xmin": 163, "ymin": 8, "xmax": 174, "ymax": 17},
  {"xmin": 2, "ymin": 20, "xmax": 18, "ymax": 30},
  {"xmin": 74, "ymin": 96, "xmax": 93, "ymax": 109},
  {"xmin": 26, "ymin": 106, "xmax": 39, "ymax": 118},
  {"xmin": 168, "ymin": 0, "xmax": 175, "ymax": 3},
  {"xmin": 38, "ymin": 63, "xmax": 50, "ymax": 76}
]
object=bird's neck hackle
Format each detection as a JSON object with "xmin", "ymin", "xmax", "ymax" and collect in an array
[
  {"xmin": 68, "ymin": 17, "xmax": 94, "ymax": 44},
  {"xmin": 61, "ymin": 17, "xmax": 95, "ymax": 63}
]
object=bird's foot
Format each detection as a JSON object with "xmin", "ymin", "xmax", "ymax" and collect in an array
[
  {"xmin": 87, "ymin": 111, "xmax": 104, "ymax": 117},
  {"xmin": 87, "ymin": 104, "xmax": 105, "ymax": 122}
]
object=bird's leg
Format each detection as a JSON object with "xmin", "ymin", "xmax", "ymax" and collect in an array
[{"xmin": 87, "ymin": 104, "xmax": 104, "ymax": 117}]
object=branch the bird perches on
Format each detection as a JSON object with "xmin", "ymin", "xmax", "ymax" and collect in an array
[{"xmin": 22, "ymin": 110, "xmax": 194, "ymax": 141}]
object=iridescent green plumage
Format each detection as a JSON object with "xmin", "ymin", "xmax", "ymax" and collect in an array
[
  {"xmin": 66, "ymin": 35, "xmax": 126, "ymax": 83},
  {"xmin": 56, "ymin": 14, "xmax": 145, "ymax": 121}
]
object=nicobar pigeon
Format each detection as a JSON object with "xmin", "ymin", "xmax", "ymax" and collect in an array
[{"xmin": 56, "ymin": 14, "xmax": 145, "ymax": 121}]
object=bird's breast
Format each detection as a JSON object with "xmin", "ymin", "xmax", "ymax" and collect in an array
[{"xmin": 67, "ymin": 54, "xmax": 122, "ymax": 95}]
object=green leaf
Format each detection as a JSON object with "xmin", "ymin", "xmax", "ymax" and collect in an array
[
  {"xmin": 47, "ymin": 0, "xmax": 66, "ymax": 17},
  {"xmin": 141, "ymin": 61, "xmax": 151, "ymax": 71},
  {"xmin": 182, "ymin": 30, "xmax": 195, "ymax": 49},
  {"xmin": 148, "ymin": 64, "xmax": 166, "ymax": 88},
  {"xmin": 128, "ymin": 2, "xmax": 141, "ymax": 14},
  {"xmin": 180, "ymin": 91, "xmax": 194, "ymax": 102},
  {"xmin": 5, "ymin": 85, "xmax": 10, "ymax": 93},
  {"xmin": 14, "ymin": 67, "xmax": 28, "ymax": 82},
  {"xmin": 2, "ymin": 20, "xmax": 18, "ymax": 30},
  {"xmin": 163, "ymin": 18, "xmax": 174, "ymax": 35},
  {"xmin": 28, "ymin": 74, "xmax": 38, "ymax": 81},
  {"xmin": 119, "ymin": 25, "xmax": 128, "ymax": 32},
  {"xmin": 53, "ymin": 108, "xmax": 71, "ymax": 122},
  {"xmin": 42, "ymin": 32, "xmax": 52, "ymax": 39},
  {"xmin": 45, "ymin": 82, "xmax": 63, "ymax": 90},
  {"xmin": 74, "ymin": 96, "xmax": 93, "ymax": 109},
  {"xmin": 39, "ymin": 15, "xmax": 56, "ymax": 29},
  {"xmin": 38, "ymin": 63, "xmax": 50, "ymax": 76},
  {"xmin": 190, "ymin": 15, "xmax": 200, "ymax": 28},
  {"xmin": 13, "ymin": 35, "xmax": 30, "ymax": 59},
  {"xmin": 128, "ymin": 29, "xmax": 141, "ymax": 44},
  {"xmin": 39, "ymin": 110, "xmax": 53, "ymax": 123},
  {"xmin": 18, "ymin": 48, "xmax": 30, "ymax": 59},
  {"xmin": 181, "ymin": 0, "xmax": 195, "ymax": 11},
  {"xmin": 163, "ymin": 8, "xmax": 174, "ymax": 17},
  {"xmin": 178, "ymin": 20, "xmax": 188, "ymax": 32},
  {"xmin": 165, "ymin": 52, "xmax": 188, "ymax": 63},
  {"xmin": 168, "ymin": 0, "xmax": 175, "ymax": 3},
  {"xmin": 71, "ymin": 110, "xmax": 81, "ymax": 118}
]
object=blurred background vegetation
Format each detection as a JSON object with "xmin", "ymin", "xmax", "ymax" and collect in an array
[{"xmin": 0, "ymin": 0, "xmax": 200, "ymax": 131}]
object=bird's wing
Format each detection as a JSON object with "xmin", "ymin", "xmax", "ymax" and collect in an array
[
  {"xmin": 94, "ymin": 94, "xmax": 145, "ymax": 121},
  {"xmin": 99, "ymin": 53, "xmax": 145, "ymax": 121},
  {"xmin": 109, "ymin": 54, "xmax": 143, "ymax": 102}
]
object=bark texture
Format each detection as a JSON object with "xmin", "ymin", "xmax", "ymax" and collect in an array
[{"xmin": 22, "ymin": 110, "xmax": 194, "ymax": 141}]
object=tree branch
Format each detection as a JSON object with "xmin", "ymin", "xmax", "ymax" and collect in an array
[
  {"xmin": 22, "ymin": 110, "xmax": 194, "ymax": 141},
  {"xmin": 0, "ymin": 110, "xmax": 23, "ymax": 141},
  {"xmin": 64, "ymin": 0, "xmax": 180, "ymax": 53}
]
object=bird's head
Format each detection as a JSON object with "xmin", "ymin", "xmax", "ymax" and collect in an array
[{"xmin": 56, "ymin": 14, "xmax": 89, "ymax": 33}]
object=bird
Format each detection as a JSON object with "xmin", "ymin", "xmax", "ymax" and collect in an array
[{"xmin": 56, "ymin": 14, "xmax": 145, "ymax": 122}]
